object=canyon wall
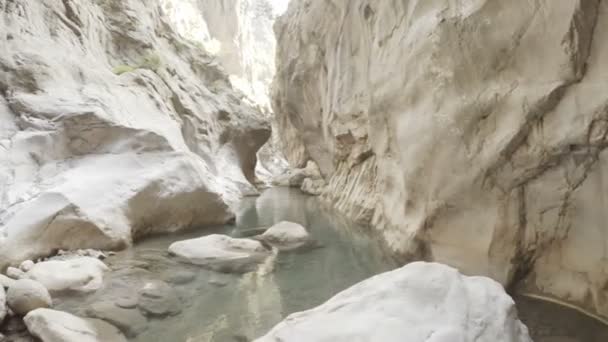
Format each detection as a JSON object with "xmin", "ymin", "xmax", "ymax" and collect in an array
[
  {"xmin": 0, "ymin": 0, "xmax": 270, "ymax": 267},
  {"xmin": 273, "ymin": 0, "xmax": 608, "ymax": 320},
  {"xmin": 174, "ymin": 0, "xmax": 288, "ymax": 181}
]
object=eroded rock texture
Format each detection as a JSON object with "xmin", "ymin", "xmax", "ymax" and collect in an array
[
  {"xmin": 0, "ymin": 0, "xmax": 270, "ymax": 268},
  {"xmin": 273, "ymin": 0, "xmax": 608, "ymax": 319}
]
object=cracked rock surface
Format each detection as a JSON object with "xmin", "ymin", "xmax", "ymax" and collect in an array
[
  {"xmin": 273, "ymin": 0, "xmax": 608, "ymax": 319},
  {"xmin": 0, "ymin": 0, "xmax": 271, "ymax": 268}
]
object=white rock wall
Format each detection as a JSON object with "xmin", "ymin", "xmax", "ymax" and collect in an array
[{"xmin": 273, "ymin": 0, "xmax": 608, "ymax": 319}]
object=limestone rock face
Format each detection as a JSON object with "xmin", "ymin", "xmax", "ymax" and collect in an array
[
  {"xmin": 273, "ymin": 0, "xmax": 608, "ymax": 319},
  {"xmin": 196, "ymin": 0, "xmax": 277, "ymax": 110},
  {"xmin": 255, "ymin": 262, "xmax": 532, "ymax": 342},
  {"xmin": 24, "ymin": 308, "xmax": 127, "ymax": 342},
  {"xmin": 185, "ymin": 0, "xmax": 290, "ymax": 183},
  {"xmin": 24, "ymin": 257, "xmax": 108, "ymax": 294},
  {"xmin": 0, "ymin": 0, "xmax": 271, "ymax": 267},
  {"xmin": 300, "ymin": 178, "xmax": 327, "ymax": 196}
]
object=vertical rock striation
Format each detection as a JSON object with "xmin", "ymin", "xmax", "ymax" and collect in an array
[
  {"xmin": 0, "ymin": 0, "xmax": 270, "ymax": 267},
  {"xmin": 273, "ymin": 0, "xmax": 608, "ymax": 319}
]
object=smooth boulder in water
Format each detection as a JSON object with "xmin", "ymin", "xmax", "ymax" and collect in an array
[
  {"xmin": 24, "ymin": 308, "xmax": 127, "ymax": 342},
  {"xmin": 255, "ymin": 262, "xmax": 532, "ymax": 342},
  {"xmin": 23, "ymin": 257, "xmax": 108, "ymax": 294},
  {"xmin": 6, "ymin": 279, "xmax": 52, "ymax": 316},
  {"xmin": 168, "ymin": 234, "xmax": 271, "ymax": 273},
  {"xmin": 259, "ymin": 221, "xmax": 311, "ymax": 251}
]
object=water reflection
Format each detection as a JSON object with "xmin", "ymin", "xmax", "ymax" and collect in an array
[
  {"xmin": 53, "ymin": 188, "xmax": 395, "ymax": 341},
  {"xmin": 50, "ymin": 188, "xmax": 608, "ymax": 341}
]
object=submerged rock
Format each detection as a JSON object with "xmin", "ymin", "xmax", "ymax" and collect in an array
[
  {"xmin": 86, "ymin": 301, "xmax": 148, "ymax": 338},
  {"xmin": 24, "ymin": 308, "xmax": 127, "ymax": 342},
  {"xmin": 163, "ymin": 270, "xmax": 197, "ymax": 286},
  {"xmin": 24, "ymin": 257, "xmax": 108, "ymax": 294},
  {"xmin": 259, "ymin": 221, "xmax": 311, "ymax": 251},
  {"xmin": 255, "ymin": 262, "xmax": 532, "ymax": 342},
  {"xmin": 6, "ymin": 279, "xmax": 52, "ymax": 316},
  {"xmin": 168, "ymin": 234, "xmax": 270, "ymax": 273},
  {"xmin": 136, "ymin": 281, "xmax": 181, "ymax": 317}
]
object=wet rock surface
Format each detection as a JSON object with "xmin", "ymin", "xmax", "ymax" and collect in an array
[
  {"xmin": 136, "ymin": 281, "xmax": 181, "ymax": 317},
  {"xmin": 85, "ymin": 301, "xmax": 147, "ymax": 338}
]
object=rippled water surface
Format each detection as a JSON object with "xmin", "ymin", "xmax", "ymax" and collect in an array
[
  {"xmin": 52, "ymin": 188, "xmax": 608, "ymax": 341},
  {"xmin": 54, "ymin": 188, "xmax": 396, "ymax": 341}
]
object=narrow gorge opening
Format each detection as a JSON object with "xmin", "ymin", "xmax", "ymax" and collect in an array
[{"xmin": 1, "ymin": 1, "xmax": 608, "ymax": 342}]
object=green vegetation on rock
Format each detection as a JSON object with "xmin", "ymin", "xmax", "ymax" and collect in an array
[{"xmin": 112, "ymin": 52, "xmax": 162, "ymax": 75}]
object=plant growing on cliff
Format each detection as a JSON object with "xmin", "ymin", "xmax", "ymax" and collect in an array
[
  {"xmin": 139, "ymin": 53, "xmax": 162, "ymax": 71},
  {"xmin": 112, "ymin": 52, "xmax": 162, "ymax": 75},
  {"xmin": 112, "ymin": 65, "xmax": 137, "ymax": 75}
]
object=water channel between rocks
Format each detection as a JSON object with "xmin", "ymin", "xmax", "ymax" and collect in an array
[{"xmin": 52, "ymin": 188, "xmax": 608, "ymax": 342}]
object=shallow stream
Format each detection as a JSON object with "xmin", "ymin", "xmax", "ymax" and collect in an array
[{"xmin": 52, "ymin": 188, "xmax": 608, "ymax": 341}]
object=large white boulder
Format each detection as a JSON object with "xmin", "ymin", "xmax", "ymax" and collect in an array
[
  {"xmin": 168, "ymin": 234, "xmax": 270, "ymax": 273},
  {"xmin": 24, "ymin": 257, "xmax": 108, "ymax": 294},
  {"xmin": 24, "ymin": 308, "xmax": 127, "ymax": 342},
  {"xmin": 6, "ymin": 279, "xmax": 52, "ymax": 315},
  {"xmin": 260, "ymin": 221, "xmax": 311, "ymax": 250},
  {"xmin": 255, "ymin": 262, "xmax": 532, "ymax": 342}
]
